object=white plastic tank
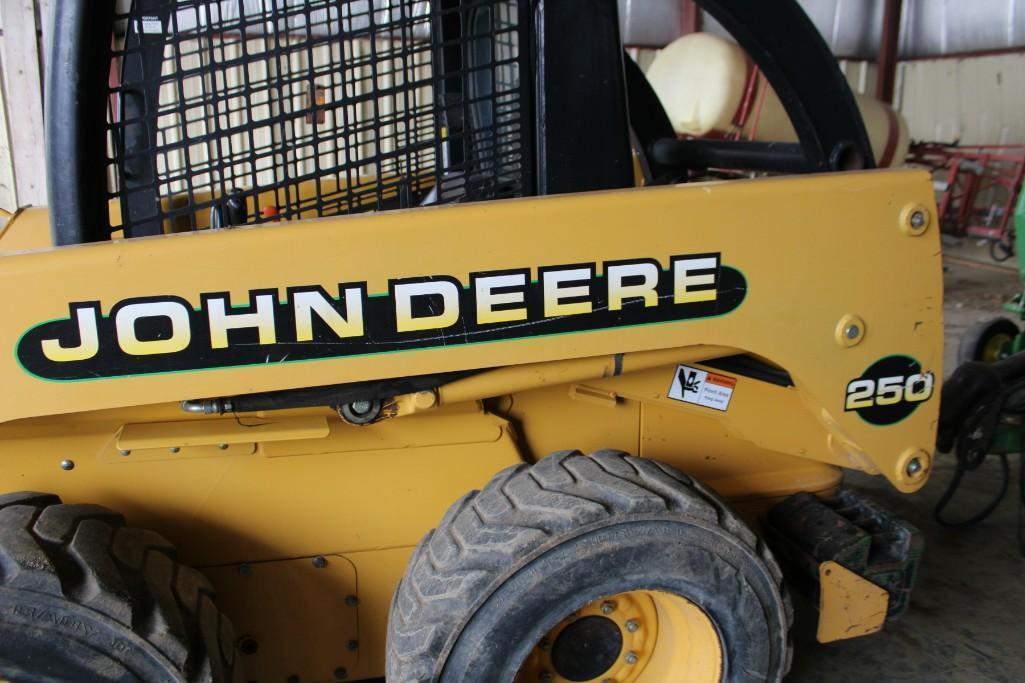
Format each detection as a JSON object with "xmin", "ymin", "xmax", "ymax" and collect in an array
[{"xmin": 645, "ymin": 33, "xmax": 910, "ymax": 168}]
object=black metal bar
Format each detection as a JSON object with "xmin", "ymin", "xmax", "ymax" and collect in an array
[
  {"xmin": 533, "ymin": 0, "xmax": 634, "ymax": 195},
  {"xmin": 694, "ymin": 0, "xmax": 876, "ymax": 172},
  {"xmin": 46, "ymin": 0, "xmax": 117, "ymax": 245},
  {"xmin": 650, "ymin": 139, "xmax": 811, "ymax": 174}
]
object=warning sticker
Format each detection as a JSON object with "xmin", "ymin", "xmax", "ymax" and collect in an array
[
  {"xmin": 667, "ymin": 365, "xmax": 737, "ymax": 412},
  {"xmin": 140, "ymin": 16, "xmax": 164, "ymax": 34}
]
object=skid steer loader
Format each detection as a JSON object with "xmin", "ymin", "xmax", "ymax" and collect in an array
[{"xmin": 0, "ymin": 0, "xmax": 941, "ymax": 681}]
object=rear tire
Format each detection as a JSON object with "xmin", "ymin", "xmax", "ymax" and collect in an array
[
  {"xmin": 958, "ymin": 317, "xmax": 1020, "ymax": 364},
  {"xmin": 387, "ymin": 450, "xmax": 792, "ymax": 682},
  {"xmin": 0, "ymin": 492, "xmax": 240, "ymax": 682}
]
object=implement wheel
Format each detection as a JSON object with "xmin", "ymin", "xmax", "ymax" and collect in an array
[
  {"xmin": 0, "ymin": 492, "xmax": 240, "ymax": 682},
  {"xmin": 958, "ymin": 317, "xmax": 1020, "ymax": 364},
  {"xmin": 387, "ymin": 450, "xmax": 791, "ymax": 682}
]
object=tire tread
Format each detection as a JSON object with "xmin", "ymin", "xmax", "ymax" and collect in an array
[
  {"xmin": 0, "ymin": 494, "xmax": 238, "ymax": 682},
  {"xmin": 387, "ymin": 450, "xmax": 792, "ymax": 682}
]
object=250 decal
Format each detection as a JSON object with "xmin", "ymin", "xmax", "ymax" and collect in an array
[
  {"xmin": 845, "ymin": 373, "xmax": 934, "ymax": 411},
  {"xmin": 844, "ymin": 356, "xmax": 935, "ymax": 426}
]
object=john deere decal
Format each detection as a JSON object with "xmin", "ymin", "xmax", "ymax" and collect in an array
[
  {"xmin": 844, "ymin": 355, "xmax": 935, "ymax": 426},
  {"xmin": 17, "ymin": 253, "xmax": 745, "ymax": 381}
]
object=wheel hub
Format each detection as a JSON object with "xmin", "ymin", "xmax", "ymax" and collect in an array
[{"xmin": 550, "ymin": 616, "xmax": 623, "ymax": 681}]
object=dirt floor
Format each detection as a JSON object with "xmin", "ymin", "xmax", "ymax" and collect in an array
[{"xmin": 789, "ymin": 249, "xmax": 1025, "ymax": 683}]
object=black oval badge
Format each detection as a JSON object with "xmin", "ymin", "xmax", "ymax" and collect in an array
[{"xmin": 844, "ymin": 355, "xmax": 935, "ymax": 426}]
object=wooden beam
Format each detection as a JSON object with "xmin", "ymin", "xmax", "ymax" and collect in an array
[{"xmin": 0, "ymin": 0, "xmax": 47, "ymax": 206}]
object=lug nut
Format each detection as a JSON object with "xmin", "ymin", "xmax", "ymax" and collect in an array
[
  {"xmin": 600, "ymin": 601, "xmax": 616, "ymax": 615},
  {"xmin": 625, "ymin": 651, "xmax": 639, "ymax": 665},
  {"xmin": 625, "ymin": 619, "xmax": 639, "ymax": 632}
]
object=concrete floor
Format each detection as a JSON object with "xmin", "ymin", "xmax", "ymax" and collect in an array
[{"xmin": 789, "ymin": 254, "xmax": 1025, "ymax": 682}]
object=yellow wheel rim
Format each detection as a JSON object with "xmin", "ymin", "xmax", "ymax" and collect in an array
[
  {"xmin": 516, "ymin": 590, "xmax": 723, "ymax": 683},
  {"xmin": 981, "ymin": 333, "xmax": 1013, "ymax": 363}
]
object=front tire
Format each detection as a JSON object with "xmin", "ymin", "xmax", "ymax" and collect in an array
[
  {"xmin": 387, "ymin": 450, "xmax": 791, "ymax": 682},
  {"xmin": 0, "ymin": 492, "xmax": 240, "ymax": 682}
]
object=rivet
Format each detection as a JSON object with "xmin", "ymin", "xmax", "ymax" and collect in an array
[
  {"xmin": 345, "ymin": 595, "xmax": 359, "ymax": 607},
  {"xmin": 835, "ymin": 314, "xmax": 866, "ymax": 348},
  {"xmin": 60, "ymin": 459, "xmax": 75, "ymax": 471},
  {"xmin": 118, "ymin": 449, "xmax": 131, "ymax": 457},
  {"xmin": 625, "ymin": 651, "xmax": 638, "ymax": 665},
  {"xmin": 333, "ymin": 667, "xmax": 348, "ymax": 680},
  {"xmin": 600, "ymin": 601, "xmax": 616, "ymax": 615},
  {"xmin": 169, "ymin": 446, "xmax": 181, "ymax": 454},
  {"xmin": 625, "ymin": 619, "xmax": 639, "ymax": 632},
  {"xmin": 313, "ymin": 556, "xmax": 328, "ymax": 568},
  {"xmin": 900, "ymin": 204, "xmax": 931, "ymax": 236},
  {"xmin": 218, "ymin": 443, "xmax": 229, "ymax": 450},
  {"xmin": 346, "ymin": 639, "xmax": 359, "ymax": 652}
]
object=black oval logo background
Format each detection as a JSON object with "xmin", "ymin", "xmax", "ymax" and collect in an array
[{"xmin": 851, "ymin": 355, "xmax": 926, "ymax": 426}]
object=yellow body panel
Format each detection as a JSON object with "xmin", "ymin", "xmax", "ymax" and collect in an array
[
  {"xmin": 816, "ymin": 561, "xmax": 890, "ymax": 643},
  {"xmin": 0, "ymin": 170, "xmax": 942, "ymax": 680}
]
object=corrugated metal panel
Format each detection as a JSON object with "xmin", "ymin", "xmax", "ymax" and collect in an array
[
  {"xmin": 898, "ymin": 53, "xmax": 1025, "ymax": 144},
  {"xmin": 621, "ymin": 0, "xmax": 1025, "ymax": 58},
  {"xmin": 901, "ymin": 0, "xmax": 1025, "ymax": 58},
  {"xmin": 618, "ymin": 0, "xmax": 681, "ymax": 47}
]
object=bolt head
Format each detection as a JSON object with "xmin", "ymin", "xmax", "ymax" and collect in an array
[
  {"xmin": 345, "ymin": 594, "xmax": 359, "ymax": 607},
  {"xmin": 845, "ymin": 324, "xmax": 860, "ymax": 340},
  {"xmin": 60, "ymin": 459, "xmax": 75, "ymax": 471},
  {"xmin": 346, "ymin": 639, "xmax": 359, "ymax": 652},
  {"xmin": 313, "ymin": 555, "xmax": 328, "ymax": 568},
  {"xmin": 218, "ymin": 443, "xmax": 229, "ymax": 450},
  {"xmin": 539, "ymin": 673, "xmax": 553, "ymax": 683},
  {"xmin": 118, "ymin": 449, "xmax": 131, "ymax": 457},
  {"xmin": 238, "ymin": 563, "xmax": 251, "ymax": 576},
  {"xmin": 910, "ymin": 211, "xmax": 926, "ymax": 229},
  {"xmin": 169, "ymin": 446, "xmax": 181, "ymax": 454},
  {"xmin": 538, "ymin": 637, "xmax": 551, "ymax": 651},
  {"xmin": 906, "ymin": 458, "xmax": 923, "ymax": 476},
  {"xmin": 334, "ymin": 667, "xmax": 348, "ymax": 680},
  {"xmin": 625, "ymin": 651, "xmax": 639, "ymax": 665},
  {"xmin": 625, "ymin": 619, "xmax": 639, "ymax": 633},
  {"xmin": 600, "ymin": 601, "xmax": 615, "ymax": 615}
]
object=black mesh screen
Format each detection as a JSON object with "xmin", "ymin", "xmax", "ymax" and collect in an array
[{"xmin": 107, "ymin": 0, "xmax": 531, "ymax": 237}]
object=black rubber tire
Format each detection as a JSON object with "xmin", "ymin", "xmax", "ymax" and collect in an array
[
  {"xmin": 0, "ymin": 492, "xmax": 240, "ymax": 683},
  {"xmin": 958, "ymin": 317, "xmax": 1021, "ymax": 364},
  {"xmin": 386, "ymin": 450, "xmax": 792, "ymax": 682}
]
